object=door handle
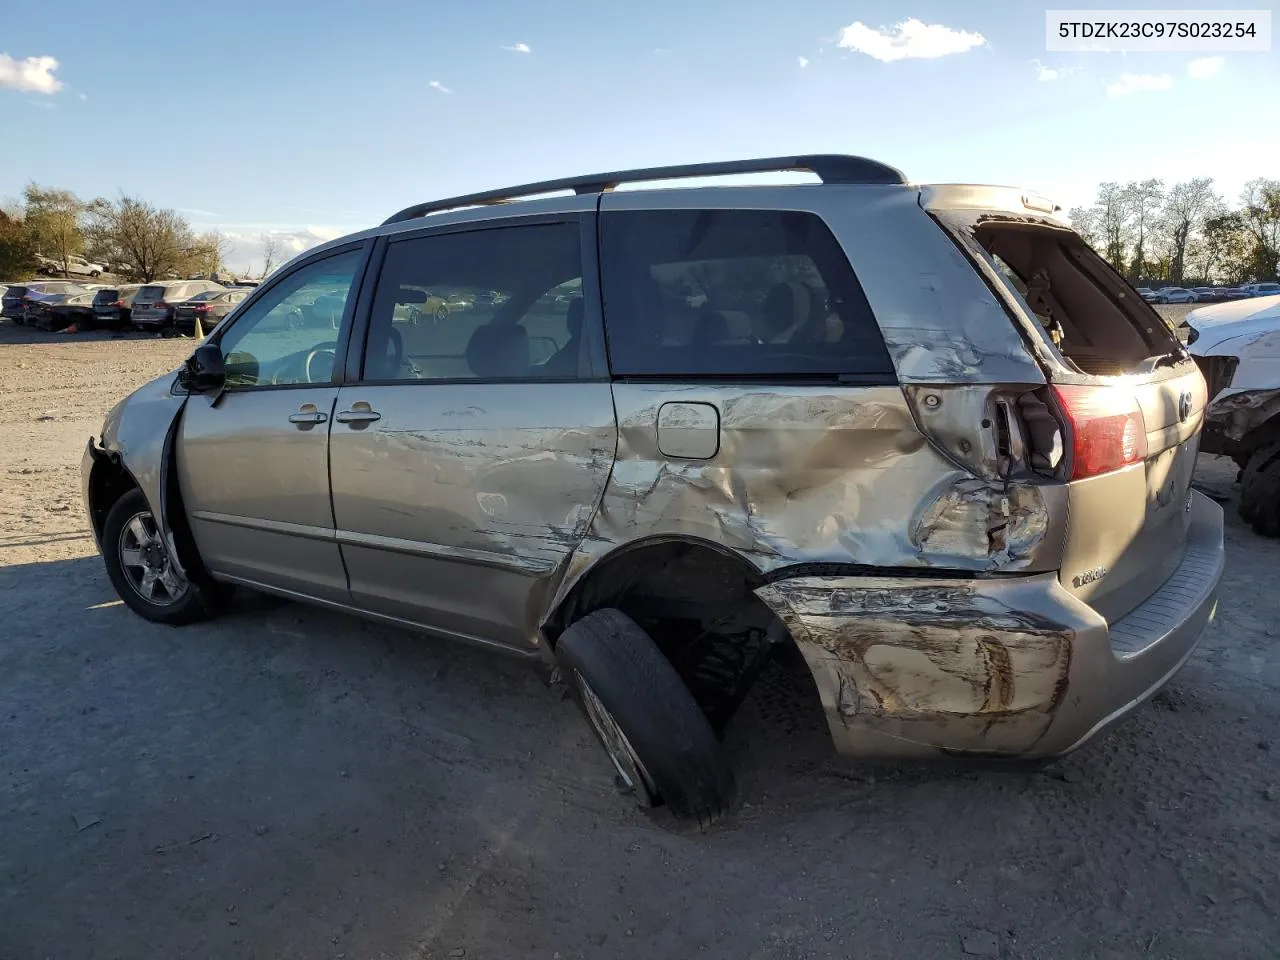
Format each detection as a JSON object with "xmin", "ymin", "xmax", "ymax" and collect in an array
[
  {"xmin": 288, "ymin": 405, "xmax": 328, "ymax": 426},
  {"xmin": 335, "ymin": 407, "xmax": 381, "ymax": 424}
]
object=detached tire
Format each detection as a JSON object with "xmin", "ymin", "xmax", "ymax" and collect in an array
[
  {"xmin": 1239, "ymin": 440, "xmax": 1280, "ymax": 537},
  {"xmin": 555, "ymin": 608, "xmax": 737, "ymax": 827},
  {"xmin": 101, "ymin": 489, "xmax": 225, "ymax": 625}
]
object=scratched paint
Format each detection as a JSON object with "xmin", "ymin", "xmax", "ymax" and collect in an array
[{"xmin": 756, "ymin": 576, "xmax": 1075, "ymax": 757}]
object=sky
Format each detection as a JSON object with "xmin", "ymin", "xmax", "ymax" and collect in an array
[{"xmin": 2, "ymin": 0, "xmax": 1277, "ymax": 274}]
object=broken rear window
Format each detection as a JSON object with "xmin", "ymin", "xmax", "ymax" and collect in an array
[{"xmin": 944, "ymin": 217, "xmax": 1184, "ymax": 377}]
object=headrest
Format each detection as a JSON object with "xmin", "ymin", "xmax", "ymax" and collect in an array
[
  {"xmin": 466, "ymin": 324, "xmax": 529, "ymax": 378},
  {"xmin": 566, "ymin": 297, "xmax": 584, "ymax": 338},
  {"xmin": 761, "ymin": 281, "xmax": 815, "ymax": 339}
]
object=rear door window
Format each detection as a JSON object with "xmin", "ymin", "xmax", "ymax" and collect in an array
[
  {"xmin": 599, "ymin": 209, "xmax": 894, "ymax": 379},
  {"xmin": 361, "ymin": 222, "xmax": 587, "ymax": 382}
]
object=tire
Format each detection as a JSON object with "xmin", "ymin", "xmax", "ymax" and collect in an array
[
  {"xmin": 1239, "ymin": 440, "xmax": 1280, "ymax": 538},
  {"xmin": 90, "ymin": 270, "xmax": 100, "ymax": 278},
  {"xmin": 555, "ymin": 608, "xmax": 737, "ymax": 827},
  {"xmin": 101, "ymin": 489, "xmax": 220, "ymax": 625}
]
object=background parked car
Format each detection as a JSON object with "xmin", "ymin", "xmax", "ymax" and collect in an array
[
  {"xmin": 1243, "ymin": 282, "xmax": 1280, "ymax": 298},
  {"xmin": 1154, "ymin": 286, "xmax": 1197, "ymax": 304},
  {"xmin": 1190, "ymin": 287, "xmax": 1218, "ymax": 302},
  {"xmin": 65, "ymin": 256, "xmax": 105, "ymax": 278},
  {"xmin": 42, "ymin": 292, "xmax": 98, "ymax": 331},
  {"xmin": 131, "ymin": 280, "xmax": 226, "ymax": 331},
  {"xmin": 27, "ymin": 290, "xmax": 94, "ymax": 330},
  {"xmin": 172, "ymin": 288, "xmax": 251, "ymax": 334},
  {"xmin": 1, "ymin": 282, "xmax": 89, "ymax": 323},
  {"xmin": 1136, "ymin": 287, "xmax": 1158, "ymax": 302},
  {"xmin": 90, "ymin": 285, "xmax": 144, "ymax": 329}
]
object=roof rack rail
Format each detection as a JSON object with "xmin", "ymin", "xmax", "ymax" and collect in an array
[{"xmin": 381, "ymin": 154, "xmax": 907, "ymax": 225}]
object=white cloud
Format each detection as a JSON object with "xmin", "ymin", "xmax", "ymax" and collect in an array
[
  {"xmin": 0, "ymin": 53, "xmax": 62, "ymax": 94},
  {"xmin": 1188, "ymin": 56, "xmax": 1224, "ymax": 80},
  {"xmin": 428, "ymin": 80, "xmax": 453, "ymax": 94},
  {"xmin": 1106, "ymin": 72, "xmax": 1173, "ymax": 97},
  {"xmin": 1033, "ymin": 60, "xmax": 1079, "ymax": 81},
  {"xmin": 77, "ymin": 92, "xmax": 87, "ymax": 101},
  {"xmin": 212, "ymin": 225, "xmax": 349, "ymax": 275},
  {"xmin": 502, "ymin": 42, "xmax": 531, "ymax": 54},
  {"xmin": 798, "ymin": 56, "xmax": 809, "ymax": 68},
  {"xmin": 179, "ymin": 207, "xmax": 221, "ymax": 218},
  {"xmin": 837, "ymin": 18, "xmax": 985, "ymax": 62}
]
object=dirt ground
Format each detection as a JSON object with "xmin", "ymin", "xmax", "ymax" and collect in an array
[{"xmin": 1, "ymin": 321, "xmax": 1277, "ymax": 960}]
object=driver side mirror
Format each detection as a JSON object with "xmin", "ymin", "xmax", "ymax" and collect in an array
[{"xmin": 181, "ymin": 342, "xmax": 226, "ymax": 393}]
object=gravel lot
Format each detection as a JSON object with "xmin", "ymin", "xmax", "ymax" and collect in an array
[{"xmin": 1, "ymin": 318, "xmax": 1277, "ymax": 960}]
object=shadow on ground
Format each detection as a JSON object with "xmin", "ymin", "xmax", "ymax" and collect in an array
[{"xmin": 1, "ymin": 482, "xmax": 1278, "ymax": 959}]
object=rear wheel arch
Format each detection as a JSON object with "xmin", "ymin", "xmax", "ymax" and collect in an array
[{"xmin": 545, "ymin": 536, "xmax": 796, "ymax": 732}]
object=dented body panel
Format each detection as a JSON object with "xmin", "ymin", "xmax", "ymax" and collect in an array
[
  {"xmin": 81, "ymin": 371, "xmax": 187, "ymax": 564},
  {"xmin": 1188, "ymin": 296, "xmax": 1280, "ymax": 455},
  {"xmin": 756, "ymin": 491, "xmax": 1223, "ymax": 759}
]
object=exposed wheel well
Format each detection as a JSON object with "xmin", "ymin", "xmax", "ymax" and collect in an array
[
  {"xmin": 87, "ymin": 455, "xmax": 139, "ymax": 543},
  {"xmin": 546, "ymin": 539, "xmax": 798, "ymax": 732},
  {"xmin": 1242, "ymin": 414, "xmax": 1280, "ymax": 460}
]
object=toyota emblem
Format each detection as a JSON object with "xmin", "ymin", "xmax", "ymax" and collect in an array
[{"xmin": 1178, "ymin": 391, "xmax": 1193, "ymax": 423}]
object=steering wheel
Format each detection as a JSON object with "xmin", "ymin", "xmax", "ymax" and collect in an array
[{"xmin": 304, "ymin": 347, "xmax": 337, "ymax": 383}]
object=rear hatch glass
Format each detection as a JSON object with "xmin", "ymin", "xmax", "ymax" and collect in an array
[
  {"xmin": 92, "ymin": 289, "xmax": 119, "ymax": 306},
  {"xmin": 934, "ymin": 212, "xmax": 1207, "ymax": 623},
  {"xmin": 134, "ymin": 286, "xmax": 167, "ymax": 304}
]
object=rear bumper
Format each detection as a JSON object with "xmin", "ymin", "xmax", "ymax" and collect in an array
[{"xmin": 755, "ymin": 490, "xmax": 1224, "ymax": 760}]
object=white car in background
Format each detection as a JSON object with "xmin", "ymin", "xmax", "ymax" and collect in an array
[
  {"xmin": 1187, "ymin": 294, "xmax": 1280, "ymax": 536},
  {"xmin": 1154, "ymin": 286, "xmax": 1197, "ymax": 304},
  {"xmin": 1242, "ymin": 282, "xmax": 1280, "ymax": 299}
]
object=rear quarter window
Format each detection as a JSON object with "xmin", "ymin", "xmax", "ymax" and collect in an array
[{"xmin": 599, "ymin": 209, "xmax": 894, "ymax": 379}]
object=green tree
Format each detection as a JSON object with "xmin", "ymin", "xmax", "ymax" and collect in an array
[
  {"xmin": 1197, "ymin": 213, "xmax": 1252, "ymax": 284},
  {"xmin": 23, "ymin": 183, "xmax": 84, "ymax": 274},
  {"xmin": 1239, "ymin": 178, "xmax": 1280, "ymax": 280},
  {"xmin": 0, "ymin": 211, "xmax": 36, "ymax": 277}
]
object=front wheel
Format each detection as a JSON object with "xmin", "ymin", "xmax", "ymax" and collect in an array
[
  {"xmin": 555, "ymin": 608, "xmax": 737, "ymax": 827},
  {"xmin": 101, "ymin": 489, "xmax": 221, "ymax": 624}
]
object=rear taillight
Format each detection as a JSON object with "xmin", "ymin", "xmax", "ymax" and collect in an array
[
  {"xmin": 194, "ymin": 304, "xmax": 211, "ymax": 313},
  {"xmin": 156, "ymin": 301, "xmax": 168, "ymax": 310},
  {"xmin": 114, "ymin": 300, "xmax": 125, "ymax": 308},
  {"xmin": 1052, "ymin": 384, "xmax": 1148, "ymax": 480}
]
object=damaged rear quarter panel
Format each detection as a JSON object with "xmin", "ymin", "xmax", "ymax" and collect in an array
[{"xmin": 755, "ymin": 574, "xmax": 1098, "ymax": 758}]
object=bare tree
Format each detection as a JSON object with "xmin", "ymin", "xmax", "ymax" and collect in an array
[
  {"xmin": 1092, "ymin": 182, "xmax": 1131, "ymax": 272},
  {"xmin": 86, "ymin": 195, "xmax": 195, "ymax": 282},
  {"xmin": 259, "ymin": 233, "xmax": 281, "ymax": 279},
  {"xmin": 1122, "ymin": 178, "xmax": 1165, "ymax": 281},
  {"xmin": 181, "ymin": 231, "xmax": 232, "ymax": 279},
  {"xmin": 1239, "ymin": 178, "xmax": 1280, "ymax": 280},
  {"xmin": 1067, "ymin": 206, "xmax": 1102, "ymax": 250},
  {"xmin": 23, "ymin": 183, "xmax": 84, "ymax": 274},
  {"xmin": 1160, "ymin": 178, "xmax": 1221, "ymax": 284}
]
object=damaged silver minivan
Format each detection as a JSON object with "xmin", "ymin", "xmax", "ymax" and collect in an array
[{"xmin": 82, "ymin": 156, "xmax": 1224, "ymax": 825}]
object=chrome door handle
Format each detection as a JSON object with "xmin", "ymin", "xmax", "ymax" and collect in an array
[
  {"xmin": 288, "ymin": 410, "xmax": 328, "ymax": 425},
  {"xmin": 335, "ymin": 408, "xmax": 381, "ymax": 424}
]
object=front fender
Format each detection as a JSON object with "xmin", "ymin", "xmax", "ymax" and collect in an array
[{"xmin": 90, "ymin": 371, "xmax": 191, "ymax": 574}]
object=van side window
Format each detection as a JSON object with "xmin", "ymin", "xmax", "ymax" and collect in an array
[
  {"xmin": 215, "ymin": 249, "xmax": 362, "ymax": 388},
  {"xmin": 362, "ymin": 223, "xmax": 585, "ymax": 382},
  {"xmin": 599, "ymin": 209, "xmax": 894, "ymax": 378}
]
